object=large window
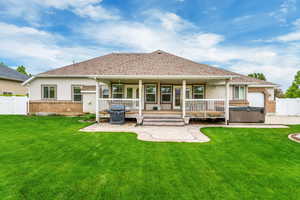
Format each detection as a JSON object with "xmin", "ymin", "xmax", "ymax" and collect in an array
[
  {"xmin": 112, "ymin": 84, "xmax": 124, "ymax": 99},
  {"xmin": 145, "ymin": 84, "xmax": 156, "ymax": 103},
  {"xmin": 161, "ymin": 85, "xmax": 172, "ymax": 103},
  {"xmin": 233, "ymin": 85, "xmax": 246, "ymax": 100},
  {"xmin": 193, "ymin": 85, "xmax": 204, "ymax": 99},
  {"xmin": 42, "ymin": 85, "xmax": 56, "ymax": 100},
  {"xmin": 72, "ymin": 86, "xmax": 82, "ymax": 102}
]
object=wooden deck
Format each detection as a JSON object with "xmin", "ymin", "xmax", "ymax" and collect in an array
[{"xmin": 100, "ymin": 110, "xmax": 225, "ymax": 119}]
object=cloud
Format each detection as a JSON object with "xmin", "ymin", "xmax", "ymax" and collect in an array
[
  {"xmin": 0, "ymin": 0, "xmax": 119, "ymax": 25},
  {"xmin": 274, "ymin": 18, "xmax": 300, "ymax": 42},
  {"xmin": 1, "ymin": 5, "xmax": 299, "ymax": 90},
  {"xmin": 269, "ymin": 0, "xmax": 297, "ymax": 24},
  {"xmin": 79, "ymin": 12, "xmax": 300, "ymax": 89},
  {"xmin": 0, "ymin": 22, "xmax": 109, "ymax": 73}
]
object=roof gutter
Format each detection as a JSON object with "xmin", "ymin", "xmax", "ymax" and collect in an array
[
  {"xmin": 22, "ymin": 74, "xmax": 238, "ymax": 85},
  {"xmin": 0, "ymin": 76, "xmax": 26, "ymax": 82},
  {"xmin": 90, "ymin": 75, "xmax": 237, "ymax": 80}
]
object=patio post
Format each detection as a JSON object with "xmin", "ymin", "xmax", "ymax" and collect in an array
[
  {"xmin": 225, "ymin": 80, "xmax": 230, "ymax": 125},
  {"xmin": 96, "ymin": 79, "xmax": 100, "ymax": 123},
  {"xmin": 138, "ymin": 80, "xmax": 142, "ymax": 117},
  {"xmin": 182, "ymin": 80, "xmax": 186, "ymax": 118}
]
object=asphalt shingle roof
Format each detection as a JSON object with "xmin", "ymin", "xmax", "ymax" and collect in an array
[
  {"xmin": 0, "ymin": 63, "xmax": 29, "ymax": 82},
  {"xmin": 39, "ymin": 50, "xmax": 276, "ymax": 85}
]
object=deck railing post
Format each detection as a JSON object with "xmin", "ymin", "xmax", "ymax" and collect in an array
[
  {"xmin": 138, "ymin": 80, "xmax": 142, "ymax": 117},
  {"xmin": 96, "ymin": 79, "xmax": 100, "ymax": 123},
  {"xmin": 182, "ymin": 80, "xmax": 186, "ymax": 118},
  {"xmin": 225, "ymin": 80, "xmax": 230, "ymax": 125}
]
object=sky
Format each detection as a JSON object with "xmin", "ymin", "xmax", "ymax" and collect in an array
[{"xmin": 0, "ymin": 0, "xmax": 300, "ymax": 90}]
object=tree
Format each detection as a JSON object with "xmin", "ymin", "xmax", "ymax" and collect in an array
[
  {"xmin": 285, "ymin": 71, "xmax": 300, "ymax": 98},
  {"xmin": 248, "ymin": 73, "xmax": 266, "ymax": 81},
  {"xmin": 274, "ymin": 88, "xmax": 285, "ymax": 98},
  {"xmin": 16, "ymin": 65, "xmax": 31, "ymax": 77}
]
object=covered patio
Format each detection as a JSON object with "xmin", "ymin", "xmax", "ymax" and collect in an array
[{"xmin": 93, "ymin": 76, "xmax": 232, "ymax": 125}]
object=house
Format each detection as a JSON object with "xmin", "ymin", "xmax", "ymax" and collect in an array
[
  {"xmin": 23, "ymin": 50, "xmax": 277, "ymax": 125},
  {"xmin": 0, "ymin": 63, "xmax": 29, "ymax": 95}
]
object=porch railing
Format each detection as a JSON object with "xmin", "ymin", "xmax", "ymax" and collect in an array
[
  {"xmin": 185, "ymin": 99, "xmax": 225, "ymax": 117},
  {"xmin": 98, "ymin": 98, "xmax": 139, "ymax": 112}
]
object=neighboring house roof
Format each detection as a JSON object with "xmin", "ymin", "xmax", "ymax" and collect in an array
[
  {"xmin": 0, "ymin": 63, "xmax": 29, "ymax": 82},
  {"xmin": 35, "ymin": 50, "xmax": 276, "ymax": 86}
]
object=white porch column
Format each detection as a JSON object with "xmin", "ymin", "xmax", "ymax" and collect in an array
[
  {"xmin": 182, "ymin": 80, "xmax": 186, "ymax": 118},
  {"xmin": 96, "ymin": 79, "xmax": 100, "ymax": 123},
  {"xmin": 225, "ymin": 80, "xmax": 230, "ymax": 125},
  {"xmin": 138, "ymin": 80, "xmax": 142, "ymax": 117}
]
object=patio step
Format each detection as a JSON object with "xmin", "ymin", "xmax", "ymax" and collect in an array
[
  {"xmin": 143, "ymin": 118, "xmax": 183, "ymax": 122},
  {"xmin": 142, "ymin": 117, "xmax": 185, "ymax": 126},
  {"xmin": 142, "ymin": 121, "xmax": 185, "ymax": 126},
  {"xmin": 143, "ymin": 115, "xmax": 182, "ymax": 119}
]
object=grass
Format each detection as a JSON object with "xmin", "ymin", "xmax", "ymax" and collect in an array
[{"xmin": 0, "ymin": 115, "xmax": 300, "ymax": 200}]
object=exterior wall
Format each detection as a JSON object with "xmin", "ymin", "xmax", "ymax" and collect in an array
[
  {"xmin": 206, "ymin": 84, "xmax": 249, "ymax": 107},
  {"xmin": 29, "ymin": 77, "xmax": 97, "ymax": 101},
  {"xmin": 229, "ymin": 100, "xmax": 249, "ymax": 107},
  {"xmin": 29, "ymin": 101, "xmax": 83, "ymax": 115},
  {"xmin": 248, "ymin": 87, "xmax": 276, "ymax": 113},
  {"xmin": 28, "ymin": 77, "xmax": 100, "ymax": 115},
  {"xmin": 0, "ymin": 79, "xmax": 28, "ymax": 95}
]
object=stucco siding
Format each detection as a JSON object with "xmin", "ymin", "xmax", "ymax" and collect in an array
[{"xmin": 0, "ymin": 79, "xmax": 27, "ymax": 95}]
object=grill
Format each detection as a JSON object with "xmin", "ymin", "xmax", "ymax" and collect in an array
[{"xmin": 108, "ymin": 105, "xmax": 126, "ymax": 124}]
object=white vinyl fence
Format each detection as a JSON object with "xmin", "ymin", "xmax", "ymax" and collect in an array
[
  {"xmin": 276, "ymin": 98, "xmax": 300, "ymax": 115},
  {"xmin": 0, "ymin": 96, "xmax": 28, "ymax": 115}
]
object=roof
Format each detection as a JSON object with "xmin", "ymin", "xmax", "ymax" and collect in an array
[
  {"xmin": 37, "ymin": 50, "xmax": 276, "ymax": 86},
  {"xmin": 0, "ymin": 63, "xmax": 29, "ymax": 82}
]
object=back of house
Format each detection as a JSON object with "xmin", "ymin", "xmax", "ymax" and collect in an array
[{"xmin": 23, "ymin": 50, "xmax": 277, "ymax": 124}]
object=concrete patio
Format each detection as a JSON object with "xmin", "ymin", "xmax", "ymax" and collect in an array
[{"xmin": 80, "ymin": 123, "xmax": 288, "ymax": 143}]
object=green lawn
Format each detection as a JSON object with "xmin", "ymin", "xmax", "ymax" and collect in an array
[{"xmin": 0, "ymin": 116, "xmax": 300, "ymax": 200}]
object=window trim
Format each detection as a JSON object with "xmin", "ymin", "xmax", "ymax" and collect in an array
[
  {"xmin": 160, "ymin": 85, "xmax": 172, "ymax": 104},
  {"xmin": 233, "ymin": 85, "xmax": 246, "ymax": 100},
  {"xmin": 145, "ymin": 84, "xmax": 157, "ymax": 103},
  {"xmin": 192, "ymin": 85, "xmax": 205, "ymax": 99},
  {"xmin": 71, "ymin": 85, "xmax": 83, "ymax": 102},
  {"xmin": 111, "ymin": 84, "xmax": 124, "ymax": 99},
  {"xmin": 41, "ymin": 84, "xmax": 57, "ymax": 100}
]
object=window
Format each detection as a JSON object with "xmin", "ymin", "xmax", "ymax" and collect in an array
[
  {"xmin": 126, "ymin": 88, "xmax": 133, "ymax": 98},
  {"xmin": 161, "ymin": 85, "xmax": 172, "ymax": 103},
  {"xmin": 3, "ymin": 91, "xmax": 13, "ymax": 95},
  {"xmin": 233, "ymin": 85, "xmax": 246, "ymax": 100},
  {"xmin": 42, "ymin": 85, "xmax": 56, "ymax": 99},
  {"xmin": 186, "ymin": 88, "xmax": 191, "ymax": 99},
  {"xmin": 72, "ymin": 86, "xmax": 82, "ymax": 102},
  {"xmin": 102, "ymin": 88, "xmax": 109, "ymax": 98},
  {"xmin": 112, "ymin": 84, "xmax": 124, "ymax": 99},
  {"xmin": 145, "ymin": 84, "xmax": 156, "ymax": 103},
  {"xmin": 193, "ymin": 85, "xmax": 204, "ymax": 99}
]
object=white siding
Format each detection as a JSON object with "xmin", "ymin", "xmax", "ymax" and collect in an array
[
  {"xmin": 29, "ymin": 77, "xmax": 98, "ymax": 101},
  {"xmin": 206, "ymin": 85, "xmax": 234, "ymax": 100}
]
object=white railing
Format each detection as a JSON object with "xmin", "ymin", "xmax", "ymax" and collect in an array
[
  {"xmin": 98, "ymin": 98, "xmax": 139, "ymax": 112},
  {"xmin": 185, "ymin": 99, "xmax": 225, "ymax": 113}
]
